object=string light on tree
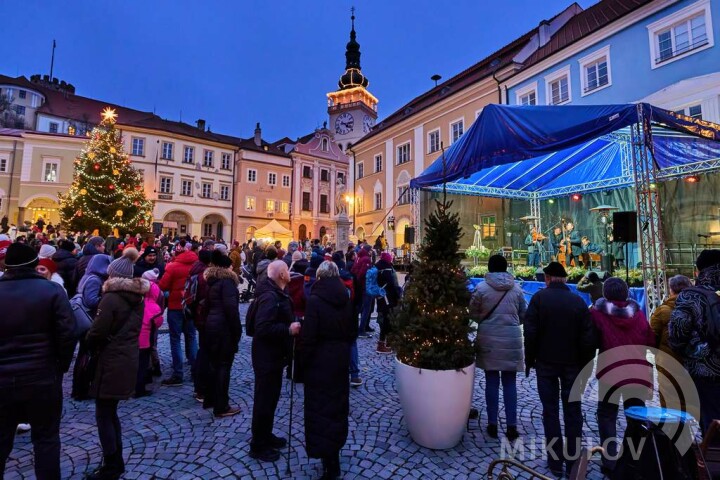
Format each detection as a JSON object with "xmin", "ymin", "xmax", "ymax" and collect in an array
[{"xmin": 58, "ymin": 107, "xmax": 154, "ymax": 235}]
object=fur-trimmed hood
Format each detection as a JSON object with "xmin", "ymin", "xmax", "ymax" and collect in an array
[
  {"xmin": 204, "ymin": 266, "xmax": 240, "ymax": 286},
  {"xmin": 102, "ymin": 277, "xmax": 150, "ymax": 295},
  {"xmin": 594, "ymin": 297, "xmax": 640, "ymax": 321}
]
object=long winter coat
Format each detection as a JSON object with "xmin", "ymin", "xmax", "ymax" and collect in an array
[
  {"xmin": 203, "ymin": 267, "xmax": 242, "ymax": 359},
  {"xmin": 78, "ymin": 254, "xmax": 112, "ymax": 316},
  {"xmin": 375, "ymin": 259, "xmax": 400, "ymax": 315},
  {"xmin": 0, "ymin": 268, "xmax": 76, "ymax": 387},
  {"xmin": 86, "ymin": 277, "xmax": 149, "ymax": 400},
  {"xmin": 650, "ymin": 295, "xmax": 682, "ymax": 365},
  {"xmin": 470, "ymin": 272, "xmax": 526, "ymax": 371},
  {"xmin": 158, "ymin": 250, "xmax": 198, "ymax": 310},
  {"xmin": 252, "ymin": 278, "xmax": 293, "ymax": 374},
  {"xmin": 302, "ymin": 277, "xmax": 355, "ymax": 458},
  {"xmin": 52, "ymin": 248, "xmax": 78, "ymax": 293}
]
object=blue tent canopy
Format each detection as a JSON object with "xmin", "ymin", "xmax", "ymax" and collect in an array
[{"xmin": 411, "ymin": 103, "xmax": 720, "ymax": 199}]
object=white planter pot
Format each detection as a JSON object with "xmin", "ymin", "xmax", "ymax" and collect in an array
[{"xmin": 395, "ymin": 357, "xmax": 475, "ymax": 449}]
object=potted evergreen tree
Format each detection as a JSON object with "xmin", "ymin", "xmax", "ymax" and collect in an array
[{"xmin": 390, "ymin": 195, "xmax": 476, "ymax": 449}]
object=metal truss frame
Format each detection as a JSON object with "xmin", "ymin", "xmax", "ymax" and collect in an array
[{"xmin": 630, "ymin": 104, "xmax": 667, "ymax": 314}]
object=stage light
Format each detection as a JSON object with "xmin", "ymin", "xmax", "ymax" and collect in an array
[
  {"xmin": 685, "ymin": 175, "xmax": 700, "ymax": 183},
  {"xmin": 571, "ymin": 193, "xmax": 582, "ymax": 202},
  {"xmin": 548, "ymin": 199, "xmax": 555, "ymax": 204},
  {"xmin": 649, "ymin": 183, "xmax": 657, "ymax": 190}
]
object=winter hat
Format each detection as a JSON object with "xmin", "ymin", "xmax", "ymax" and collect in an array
[
  {"xmin": 603, "ymin": 277, "xmax": 629, "ymax": 302},
  {"xmin": 87, "ymin": 236, "xmax": 104, "ymax": 248},
  {"xmin": 332, "ymin": 251, "xmax": 345, "ymax": 264},
  {"xmin": 211, "ymin": 249, "xmax": 232, "ymax": 268},
  {"xmin": 38, "ymin": 244, "xmax": 57, "ymax": 259},
  {"xmin": 696, "ymin": 249, "xmax": 720, "ymax": 272},
  {"xmin": 142, "ymin": 268, "xmax": 160, "ymax": 282},
  {"xmin": 142, "ymin": 246, "xmax": 157, "ymax": 257},
  {"xmin": 363, "ymin": 244, "xmax": 372, "ymax": 252},
  {"xmin": 380, "ymin": 252, "xmax": 393, "ymax": 264},
  {"xmin": 214, "ymin": 243, "xmax": 228, "ymax": 255},
  {"xmin": 324, "ymin": 252, "xmax": 333, "ymax": 261},
  {"xmin": 198, "ymin": 249, "xmax": 212, "ymax": 265},
  {"xmin": 202, "ymin": 239, "xmax": 215, "ymax": 250},
  {"xmin": 38, "ymin": 258, "xmax": 58, "ymax": 274},
  {"xmin": 543, "ymin": 261, "xmax": 567, "ymax": 278},
  {"xmin": 107, "ymin": 248, "xmax": 138, "ymax": 279},
  {"xmin": 487, "ymin": 254, "xmax": 507, "ymax": 273},
  {"xmin": 5, "ymin": 243, "xmax": 39, "ymax": 268},
  {"xmin": 59, "ymin": 239, "xmax": 76, "ymax": 252},
  {"xmin": 310, "ymin": 252, "xmax": 323, "ymax": 269}
]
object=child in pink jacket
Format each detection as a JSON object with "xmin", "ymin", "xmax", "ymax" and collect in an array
[{"xmin": 136, "ymin": 268, "xmax": 165, "ymax": 397}]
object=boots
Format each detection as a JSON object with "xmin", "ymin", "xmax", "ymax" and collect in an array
[
  {"xmin": 85, "ymin": 451, "xmax": 125, "ymax": 480},
  {"xmin": 320, "ymin": 453, "xmax": 341, "ymax": 479}
]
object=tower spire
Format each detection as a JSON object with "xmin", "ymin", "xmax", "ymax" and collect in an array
[{"xmin": 338, "ymin": 6, "xmax": 368, "ymax": 90}]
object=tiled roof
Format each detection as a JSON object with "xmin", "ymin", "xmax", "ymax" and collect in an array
[
  {"xmin": 0, "ymin": 74, "xmax": 44, "ymax": 93},
  {"xmin": 522, "ymin": 0, "xmax": 652, "ymax": 66},
  {"xmin": 36, "ymin": 86, "xmax": 155, "ymax": 126}
]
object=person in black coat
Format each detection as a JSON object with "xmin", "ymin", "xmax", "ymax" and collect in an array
[
  {"xmin": 302, "ymin": 261, "xmax": 355, "ymax": 479},
  {"xmin": 375, "ymin": 252, "xmax": 401, "ymax": 354},
  {"xmin": 250, "ymin": 260, "xmax": 301, "ymax": 462},
  {"xmin": 0, "ymin": 243, "xmax": 76, "ymax": 479},
  {"xmin": 133, "ymin": 246, "xmax": 165, "ymax": 279},
  {"xmin": 85, "ymin": 250, "xmax": 148, "ymax": 480},
  {"xmin": 52, "ymin": 239, "xmax": 78, "ymax": 295},
  {"xmin": 202, "ymin": 251, "xmax": 242, "ymax": 418},
  {"xmin": 523, "ymin": 262, "xmax": 596, "ymax": 476}
]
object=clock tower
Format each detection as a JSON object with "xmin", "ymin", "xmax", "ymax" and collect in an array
[{"xmin": 327, "ymin": 8, "xmax": 378, "ymax": 150}]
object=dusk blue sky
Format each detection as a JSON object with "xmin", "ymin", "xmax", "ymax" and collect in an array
[{"xmin": 2, "ymin": 1, "xmax": 595, "ymax": 141}]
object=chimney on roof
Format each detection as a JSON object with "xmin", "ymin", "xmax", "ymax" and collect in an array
[
  {"xmin": 196, "ymin": 119, "xmax": 206, "ymax": 131},
  {"xmin": 538, "ymin": 20, "xmax": 551, "ymax": 47},
  {"xmin": 254, "ymin": 122, "xmax": 262, "ymax": 147}
]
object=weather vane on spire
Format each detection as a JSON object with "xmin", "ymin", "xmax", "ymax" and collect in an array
[{"xmin": 351, "ymin": 6, "xmax": 355, "ymax": 28}]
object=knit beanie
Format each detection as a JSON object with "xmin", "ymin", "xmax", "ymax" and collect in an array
[
  {"xmin": 380, "ymin": 252, "xmax": 393, "ymax": 264},
  {"xmin": 487, "ymin": 254, "xmax": 508, "ymax": 273},
  {"xmin": 38, "ymin": 258, "xmax": 58, "ymax": 274},
  {"xmin": 5, "ymin": 243, "xmax": 39, "ymax": 268},
  {"xmin": 696, "ymin": 249, "xmax": 720, "ymax": 272},
  {"xmin": 38, "ymin": 244, "xmax": 57, "ymax": 259},
  {"xmin": 87, "ymin": 236, "xmax": 104, "ymax": 248},
  {"xmin": 211, "ymin": 249, "xmax": 232, "ymax": 268},
  {"xmin": 142, "ymin": 268, "xmax": 160, "ymax": 282},
  {"xmin": 107, "ymin": 248, "xmax": 138, "ymax": 279},
  {"xmin": 59, "ymin": 239, "xmax": 76, "ymax": 252},
  {"xmin": 603, "ymin": 277, "xmax": 629, "ymax": 302},
  {"xmin": 198, "ymin": 249, "xmax": 212, "ymax": 265},
  {"xmin": 214, "ymin": 243, "xmax": 228, "ymax": 255}
]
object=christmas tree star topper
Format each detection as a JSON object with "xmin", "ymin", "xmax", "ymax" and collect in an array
[{"xmin": 101, "ymin": 107, "xmax": 118, "ymax": 124}]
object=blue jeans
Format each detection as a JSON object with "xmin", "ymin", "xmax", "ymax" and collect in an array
[
  {"xmin": 359, "ymin": 295, "xmax": 375, "ymax": 334},
  {"xmin": 527, "ymin": 251, "xmax": 540, "ymax": 267},
  {"xmin": 349, "ymin": 340, "xmax": 359, "ymax": 378},
  {"xmin": 536, "ymin": 362, "xmax": 583, "ymax": 473},
  {"xmin": 485, "ymin": 370, "xmax": 517, "ymax": 427},
  {"xmin": 167, "ymin": 309, "xmax": 198, "ymax": 379}
]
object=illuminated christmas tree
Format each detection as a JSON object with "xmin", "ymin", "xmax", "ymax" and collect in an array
[{"xmin": 59, "ymin": 108, "xmax": 153, "ymax": 235}]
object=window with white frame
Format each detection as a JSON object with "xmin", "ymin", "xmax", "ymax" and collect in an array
[
  {"xmin": 220, "ymin": 184, "xmax": 230, "ymax": 200},
  {"xmin": 42, "ymin": 159, "xmax": 59, "ymax": 183},
  {"xmin": 183, "ymin": 146, "xmax": 194, "ymax": 164},
  {"xmin": 282, "ymin": 174, "xmax": 290, "ymax": 187},
  {"xmin": 397, "ymin": 186, "xmax": 411, "ymax": 205},
  {"xmin": 0, "ymin": 156, "xmax": 7, "ymax": 172},
  {"xmin": 265, "ymin": 199, "xmax": 275, "ymax": 212},
  {"xmin": 49, "ymin": 122, "xmax": 59, "ymax": 134},
  {"xmin": 648, "ymin": 1, "xmax": 713, "ymax": 68},
  {"xmin": 356, "ymin": 162, "xmax": 364, "ymax": 179},
  {"xmin": 450, "ymin": 120, "xmax": 464, "ymax": 144},
  {"xmin": 545, "ymin": 66, "xmax": 571, "ymax": 105},
  {"xmin": 356, "ymin": 194, "xmax": 364, "ymax": 213},
  {"xmin": 396, "ymin": 142, "xmax": 410, "ymax": 164},
  {"xmin": 247, "ymin": 169, "xmax": 257, "ymax": 183},
  {"xmin": 516, "ymin": 82, "xmax": 538, "ymax": 106},
  {"xmin": 428, "ymin": 129, "xmax": 440, "ymax": 153},
  {"xmin": 280, "ymin": 201, "xmax": 289, "ymax": 214},
  {"xmin": 161, "ymin": 142, "xmax": 174, "ymax": 160},
  {"xmin": 132, "ymin": 137, "xmax": 145, "ymax": 156},
  {"xmin": 579, "ymin": 46, "xmax": 611, "ymax": 95},
  {"xmin": 221, "ymin": 153, "xmax": 231, "ymax": 170},
  {"xmin": 268, "ymin": 172, "xmax": 277, "ymax": 186},
  {"xmin": 159, "ymin": 176, "xmax": 172, "ymax": 194},
  {"xmin": 374, "ymin": 192, "xmax": 382, "ymax": 210},
  {"xmin": 374, "ymin": 154, "xmax": 383, "ymax": 173},
  {"xmin": 245, "ymin": 196, "xmax": 256, "ymax": 211},
  {"xmin": 201, "ymin": 182, "xmax": 212, "ymax": 198},
  {"xmin": 31, "ymin": 94, "xmax": 39, "ymax": 108},
  {"xmin": 675, "ymin": 104, "xmax": 703, "ymax": 120},
  {"xmin": 321, "ymin": 138, "xmax": 329, "ymax": 151},
  {"xmin": 181, "ymin": 179, "xmax": 192, "ymax": 196},
  {"xmin": 203, "ymin": 150, "xmax": 214, "ymax": 167}
]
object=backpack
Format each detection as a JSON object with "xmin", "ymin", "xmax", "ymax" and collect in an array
[
  {"xmin": 69, "ymin": 293, "xmax": 93, "ymax": 337},
  {"xmin": 181, "ymin": 273, "xmax": 201, "ymax": 319},
  {"xmin": 245, "ymin": 298, "xmax": 260, "ymax": 337},
  {"xmin": 365, "ymin": 266, "xmax": 386, "ymax": 298}
]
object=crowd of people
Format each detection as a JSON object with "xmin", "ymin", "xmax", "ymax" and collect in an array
[
  {"xmin": 3, "ymin": 217, "xmax": 720, "ymax": 479},
  {"xmin": 0, "ymin": 224, "xmax": 400, "ymax": 480}
]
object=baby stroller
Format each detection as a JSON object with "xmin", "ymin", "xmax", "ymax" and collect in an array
[{"xmin": 239, "ymin": 265, "xmax": 256, "ymax": 303}]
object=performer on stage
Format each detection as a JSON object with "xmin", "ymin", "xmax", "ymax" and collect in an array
[
  {"xmin": 580, "ymin": 236, "xmax": 604, "ymax": 268},
  {"xmin": 550, "ymin": 226, "xmax": 563, "ymax": 259},
  {"xmin": 607, "ymin": 222, "xmax": 626, "ymax": 268},
  {"xmin": 524, "ymin": 225, "xmax": 544, "ymax": 267},
  {"xmin": 564, "ymin": 222, "xmax": 582, "ymax": 267}
]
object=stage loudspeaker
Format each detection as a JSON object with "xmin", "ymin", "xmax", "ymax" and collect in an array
[
  {"xmin": 404, "ymin": 227, "xmax": 415, "ymax": 245},
  {"xmin": 613, "ymin": 211, "xmax": 637, "ymax": 243}
]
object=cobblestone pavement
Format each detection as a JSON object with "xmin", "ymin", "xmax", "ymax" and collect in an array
[{"xmin": 6, "ymin": 303, "xmax": 652, "ymax": 480}]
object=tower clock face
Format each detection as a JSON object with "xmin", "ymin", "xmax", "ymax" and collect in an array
[
  {"xmin": 363, "ymin": 114, "xmax": 374, "ymax": 133},
  {"xmin": 335, "ymin": 112, "xmax": 354, "ymax": 135}
]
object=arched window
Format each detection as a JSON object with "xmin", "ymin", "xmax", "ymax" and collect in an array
[
  {"xmin": 298, "ymin": 224, "xmax": 307, "ymax": 241},
  {"xmin": 321, "ymin": 138, "xmax": 329, "ymax": 151},
  {"xmin": 319, "ymin": 226, "xmax": 327, "ymax": 238}
]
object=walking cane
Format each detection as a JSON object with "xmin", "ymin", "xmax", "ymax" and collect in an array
[{"xmin": 285, "ymin": 337, "xmax": 296, "ymax": 476}]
